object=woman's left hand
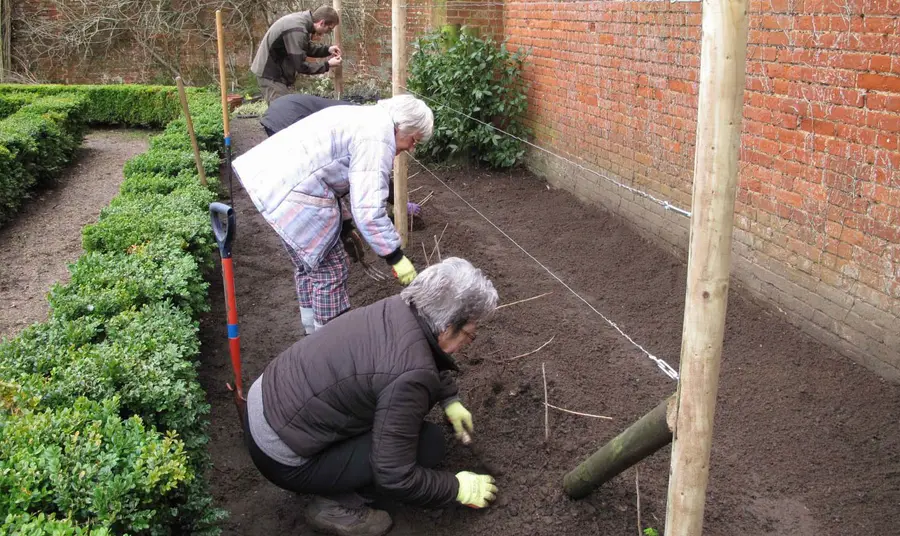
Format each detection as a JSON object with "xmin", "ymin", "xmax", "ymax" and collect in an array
[{"xmin": 444, "ymin": 401, "xmax": 474, "ymax": 444}]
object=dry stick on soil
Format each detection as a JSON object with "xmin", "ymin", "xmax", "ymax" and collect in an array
[
  {"xmin": 496, "ymin": 292, "xmax": 553, "ymax": 310},
  {"xmin": 504, "ymin": 335, "xmax": 555, "ymax": 362},
  {"xmin": 542, "ymin": 362, "xmax": 550, "ymax": 441},
  {"xmin": 419, "ymin": 191, "xmax": 435, "ymax": 206},
  {"xmin": 545, "ymin": 403, "xmax": 613, "ymax": 420},
  {"xmin": 429, "ymin": 222, "xmax": 450, "ymax": 263},
  {"xmin": 636, "ymin": 468, "xmax": 642, "ymax": 536},
  {"xmin": 434, "ymin": 235, "xmax": 442, "ymax": 262},
  {"xmin": 421, "ymin": 242, "xmax": 431, "ymax": 266},
  {"xmin": 408, "ymin": 185, "xmax": 424, "ymax": 195},
  {"xmin": 408, "ymin": 170, "xmax": 422, "ymax": 181}
]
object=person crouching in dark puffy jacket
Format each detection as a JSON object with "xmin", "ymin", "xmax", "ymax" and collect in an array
[{"xmin": 242, "ymin": 256, "xmax": 500, "ymax": 536}]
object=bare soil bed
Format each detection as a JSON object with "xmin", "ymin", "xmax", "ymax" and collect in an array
[
  {"xmin": 0, "ymin": 129, "xmax": 149, "ymax": 340},
  {"xmin": 198, "ymin": 117, "xmax": 899, "ymax": 536}
]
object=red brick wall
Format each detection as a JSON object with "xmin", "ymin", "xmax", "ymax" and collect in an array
[
  {"xmin": 12, "ymin": 0, "xmax": 897, "ymax": 378},
  {"xmin": 505, "ymin": 0, "xmax": 900, "ymax": 379}
]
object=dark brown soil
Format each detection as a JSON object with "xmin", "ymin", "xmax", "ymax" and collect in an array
[
  {"xmin": 199, "ymin": 117, "xmax": 900, "ymax": 536},
  {"xmin": 0, "ymin": 129, "xmax": 150, "ymax": 340}
]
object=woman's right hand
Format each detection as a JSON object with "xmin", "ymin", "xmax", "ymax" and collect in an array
[{"xmin": 455, "ymin": 471, "xmax": 497, "ymax": 508}]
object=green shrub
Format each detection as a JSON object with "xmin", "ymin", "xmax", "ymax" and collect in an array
[
  {"xmin": 0, "ymin": 316, "xmax": 103, "ymax": 375},
  {"xmin": 48, "ymin": 239, "xmax": 209, "ymax": 321},
  {"xmin": 408, "ymin": 30, "xmax": 530, "ymax": 168},
  {"xmin": 119, "ymin": 169, "xmax": 220, "ymax": 197},
  {"xmin": 1, "ymin": 304, "xmax": 209, "ymax": 454},
  {"xmin": 123, "ymin": 147, "xmax": 220, "ymax": 179},
  {"xmin": 82, "ymin": 185, "xmax": 217, "ymax": 259},
  {"xmin": 0, "ymin": 84, "xmax": 185, "ymax": 126},
  {"xmin": 1, "ymin": 512, "xmax": 112, "ymax": 535},
  {"xmin": 0, "ymin": 83, "xmax": 225, "ymax": 534},
  {"xmin": 0, "ymin": 92, "xmax": 37, "ymax": 119},
  {"xmin": 0, "ymin": 397, "xmax": 192, "ymax": 535},
  {"xmin": 0, "ymin": 93, "xmax": 89, "ymax": 225}
]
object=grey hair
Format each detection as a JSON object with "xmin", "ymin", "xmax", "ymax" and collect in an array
[
  {"xmin": 401, "ymin": 257, "xmax": 498, "ymax": 334},
  {"xmin": 376, "ymin": 94, "xmax": 434, "ymax": 142}
]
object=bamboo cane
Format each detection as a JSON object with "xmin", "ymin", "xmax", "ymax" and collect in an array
[{"xmin": 175, "ymin": 76, "xmax": 207, "ymax": 186}]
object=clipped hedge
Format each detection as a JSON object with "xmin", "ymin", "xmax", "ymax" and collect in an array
[
  {"xmin": 1, "ymin": 512, "xmax": 110, "ymax": 536},
  {"xmin": 0, "ymin": 84, "xmax": 191, "ymax": 127},
  {"xmin": 0, "ymin": 92, "xmax": 89, "ymax": 226},
  {"xmin": 0, "ymin": 92, "xmax": 37, "ymax": 119},
  {"xmin": 0, "ymin": 83, "xmax": 226, "ymax": 535},
  {"xmin": 0, "ymin": 398, "xmax": 191, "ymax": 535},
  {"xmin": 123, "ymin": 147, "xmax": 220, "ymax": 178},
  {"xmin": 82, "ymin": 183, "xmax": 217, "ymax": 258}
]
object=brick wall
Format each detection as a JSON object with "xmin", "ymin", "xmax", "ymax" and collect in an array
[
  {"xmin": 505, "ymin": 0, "xmax": 899, "ymax": 380},
  {"xmin": 12, "ymin": 0, "xmax": 897, "ymax": 378}
]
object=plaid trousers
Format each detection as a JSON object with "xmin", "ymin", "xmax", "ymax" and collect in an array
[{"xmin": 282, "ymin": 238, "xmax": 350, "ymax": 326}]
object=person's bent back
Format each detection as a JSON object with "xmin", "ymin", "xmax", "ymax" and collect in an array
[{"xmin": 242, "ymin": 257, "xmax": 500, "ymax": 536}]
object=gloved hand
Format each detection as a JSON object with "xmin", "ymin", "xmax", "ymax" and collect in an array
[
  {"xmin": 444, "ymin": 401, "xmax": 473, "ymax": 444},
  {"xmin": 455, "ymin": 472, "xmax": 497, "ymax": 508},
  {"xmin": 408, "ymin": 202, "xmax": 422, "ymax": 217},
  {"xmin": 391, "ymin": 256, "xmax": 417, "ymax": 285}
]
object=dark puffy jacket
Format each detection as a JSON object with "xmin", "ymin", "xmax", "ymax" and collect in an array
[{"xmin": 261, "ymin": 295, "xmax": 461, "ymax": 507}]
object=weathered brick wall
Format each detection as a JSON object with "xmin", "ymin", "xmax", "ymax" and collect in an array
[
  {"xmin": 12, "ymin": 0, "xmax": 897, "ymax": 378},
  {"xmin": 506, "ymin": 0, "xmax": 899, "ymax": 379},
  {"xmin": 10, "ymin": 0, "xmax": 502, "ymax": 89}
]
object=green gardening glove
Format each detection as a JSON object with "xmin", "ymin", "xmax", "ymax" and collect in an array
[
  {"xmin": 444, "ymin": 401, "xmax": 473, "ymax": 444},
  {"xmin": 392, "ymin": 256, "xmax": 417, "ymax": 285},
  {"xmin": 455, "ymin": 471, "xmax": 497, "ymax": 508}
]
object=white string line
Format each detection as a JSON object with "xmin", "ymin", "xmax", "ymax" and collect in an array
[
  {"xmin": 400, "ymin": 84, "xmax": 692, "ymax": 218},
  {"xmin": 408, "ymin": 153, "xmax": 680, "ymax": 381}
]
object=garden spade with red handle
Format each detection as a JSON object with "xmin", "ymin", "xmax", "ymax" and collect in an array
[{"xmin": 210, "ymin": 202, "xmax": 246, "ymax": 418}]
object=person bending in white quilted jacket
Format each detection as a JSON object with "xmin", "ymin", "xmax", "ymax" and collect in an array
[{"xmin": 231, "ymin": 94, "xmax": 431, "ymax": 335}]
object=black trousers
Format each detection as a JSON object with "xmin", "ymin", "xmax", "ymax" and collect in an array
[{"xmin": 243, "ymin": 409, "xmax": 446, "ymax": 496}]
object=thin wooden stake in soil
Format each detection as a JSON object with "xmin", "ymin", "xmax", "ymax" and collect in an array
[
  {"xmin": 421, "ymin": 242, "xmax": 430, "ymax": 266},
  {"xmin": 665, "ymin": 0, "xmax": 749, "ymax": 532},
  {"xmin": 636, "ymin": 468, "xmax": 642, "ymax": 536},
  {"xmin": 496, "ymin": 292, "xmax": 553, "ymax": 310},
  {"xmin": 391, "ymin": 0, "xmax": 409, "ymax": 247},
  {"xmin": 433, "ymin": 235, "xmax": 441, "ymax": 262},
  {"xmin": 505, "ymin": 335, "xmax": 555, "ymax": 362},
  {"xmin": 429, "ymin": 222, "xmax": 448, "ymax": 261},
  {"xmin": 175, "ymin": 76, "xmax": 207, "ymax": 186},
  {"xmin": 542, "ymin": 362, "xmax": 549, "ymax": 441},
  {"xmin": 563, "ymin": 395, "xmax": 675, "ymax": 499},
  {"xmin": 332, "ymin": 0, "xmax": 343, "ymax": 99}
]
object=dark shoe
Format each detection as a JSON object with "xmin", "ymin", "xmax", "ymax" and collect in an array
[{"xmin": 306, "ymin": 495, "xmax": 393, "ymax": 536}]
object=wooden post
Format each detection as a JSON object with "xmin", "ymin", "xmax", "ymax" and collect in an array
[
  {"xmin": 664, "ymin": 0, "xmax": 750, "ymax": 533},
  {"xmin": 176, "ymin": 77, "xmax": 208, "ymax": 186},
  {"xmin": 215, "ymin": 9, "xmax": 234, "ymax": 200},
  {"xmin": 391, "ymin": 0, "xmax": 409, "ymax": 247},
  {"xmin": 332, "ymin": 0, "xmax": 343, "ymax": 99},
  {"xmin": 563, "ymin": 395, "xmax": 675, "ymax": 499},
  {"xmin": 215, "ymin": 10, "xmax": 231, "ymax": 145}
]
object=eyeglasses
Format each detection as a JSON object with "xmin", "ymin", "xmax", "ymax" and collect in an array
[{"xmin": 460, "ymin": 328, "xmax": 476, "ymax": 342}]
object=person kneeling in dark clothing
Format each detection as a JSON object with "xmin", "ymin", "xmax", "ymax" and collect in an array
[
  {"xmin": 260, "ymin": 94, "xmax": 351, "ymax": 137},
  {"xmin": 242, "ymin": 257, "xmax": 499, "ymax": 536}
]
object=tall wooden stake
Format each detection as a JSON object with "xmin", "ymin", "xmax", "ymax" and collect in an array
[
  {"xmin": 391, "ymin": 0, "xmax": 409, "ymax": 247},
  {"xmin": 176, "ymin": 77, "xmax": 208, "ymax": 186},
  {"xmin": 664, "ymin": 0, "xmax": 750, "ymax": 533},
  {"xmin": 332, "ymin": 0, "xmax": 343, "ymax": 99},
  {"xmin": 215, "ymin": 9, "xmax": 234, "ymax": 201}
]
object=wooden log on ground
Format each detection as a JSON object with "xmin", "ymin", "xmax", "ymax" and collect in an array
[{"xmin": 563, "ymin": 394, "xmax": 675, "ymax": 499}]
